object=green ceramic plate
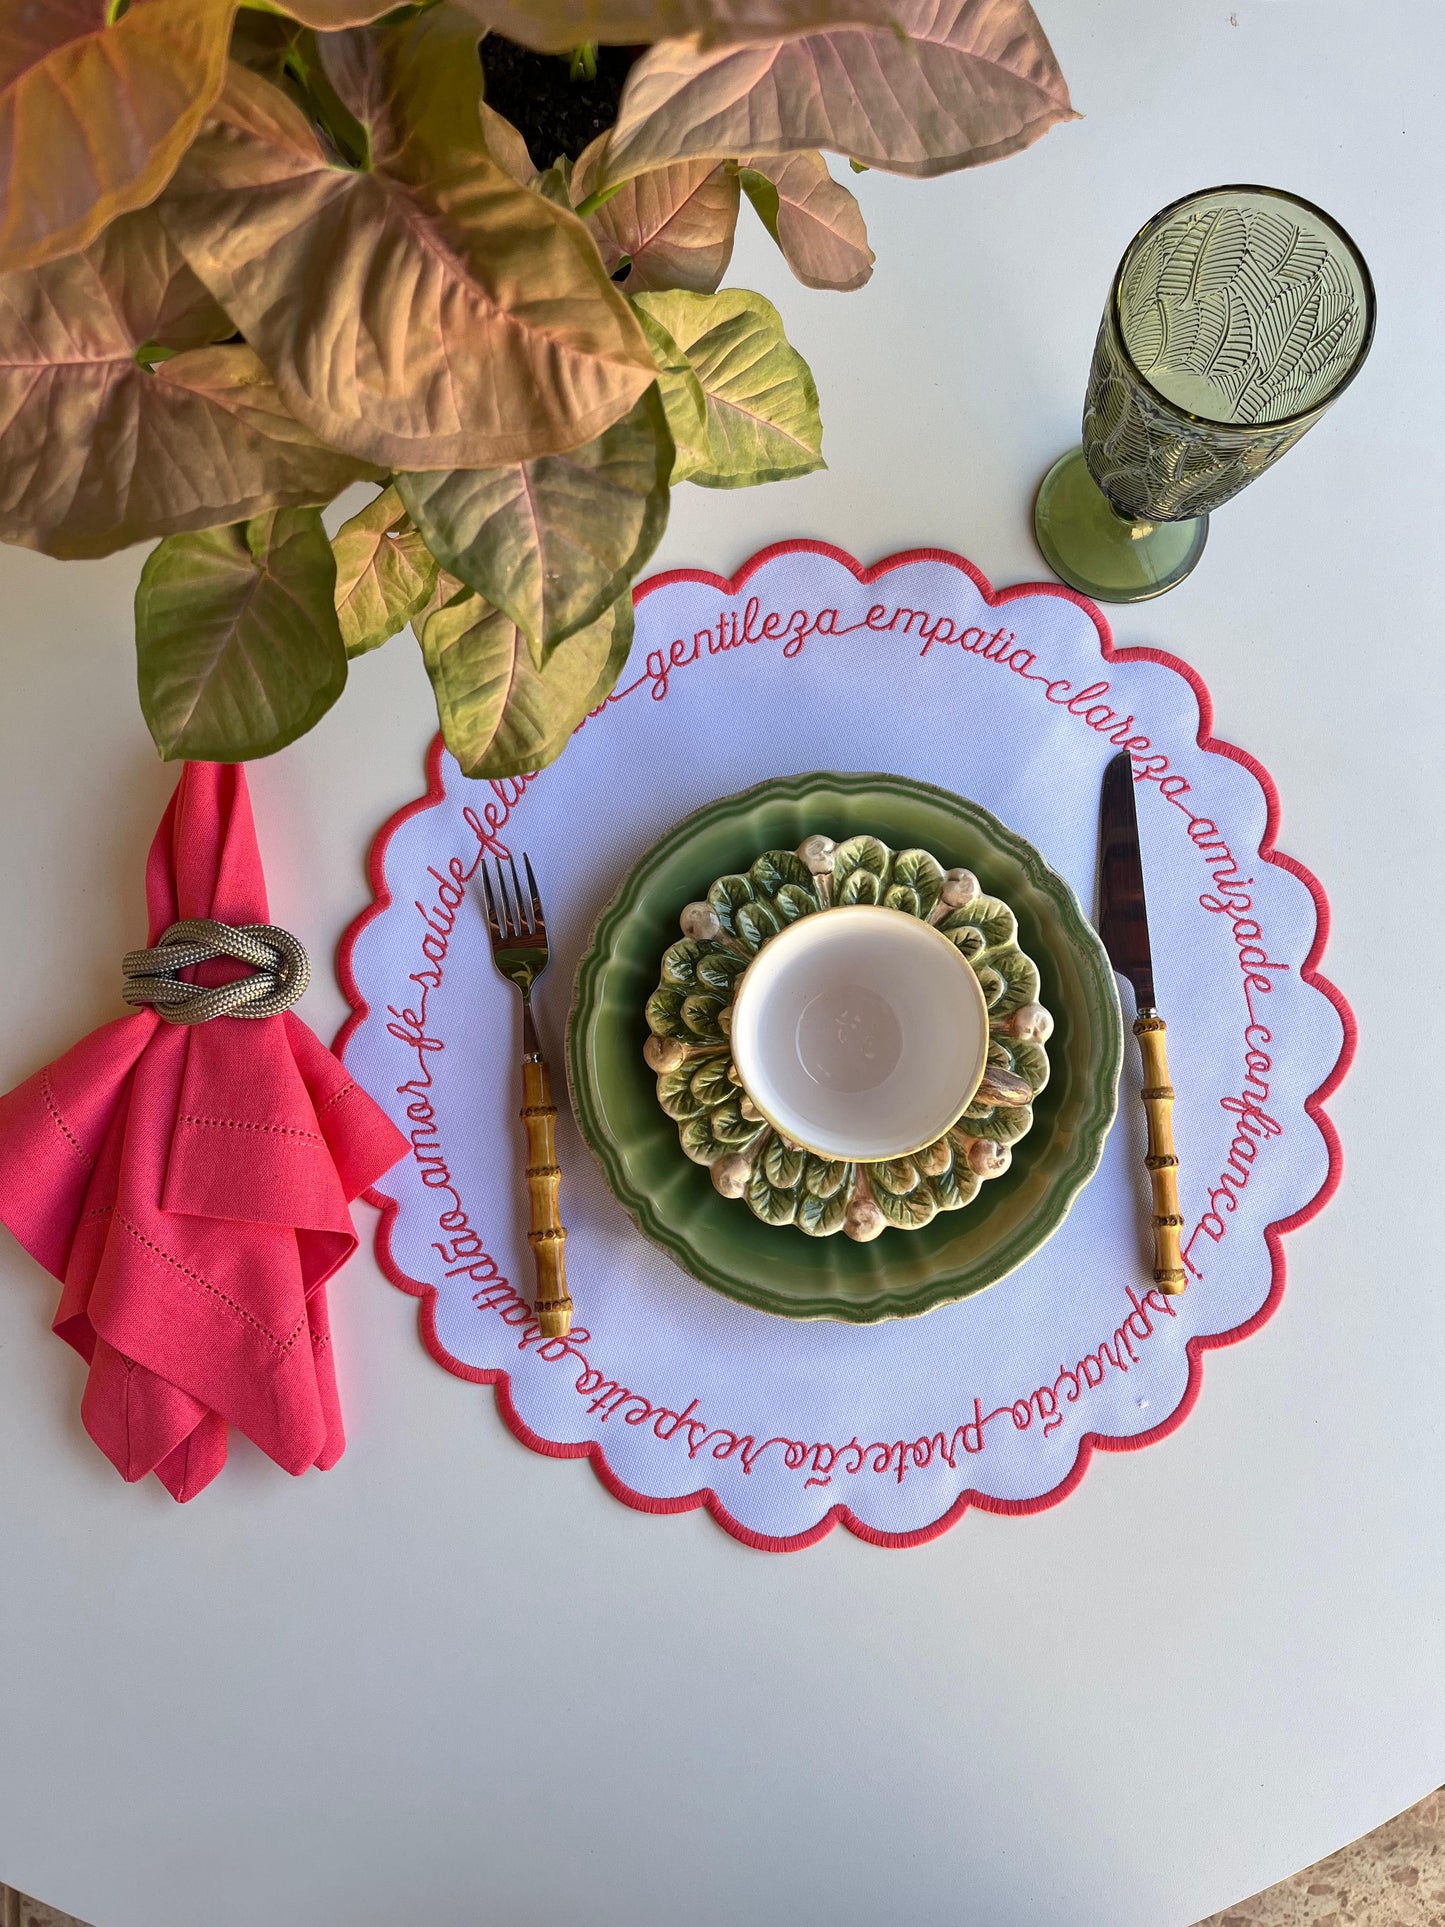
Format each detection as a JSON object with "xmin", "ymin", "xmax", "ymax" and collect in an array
[{"xmin": 566, "ymin": 773, "xmax": 1123, "ymax": 1322}]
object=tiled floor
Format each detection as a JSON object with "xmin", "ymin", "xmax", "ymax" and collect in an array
[{"xmin": 4, "ymin": 1791, "xmax": 1444, "ymax": 1926}]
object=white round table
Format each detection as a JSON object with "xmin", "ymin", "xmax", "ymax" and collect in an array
[{"xmin": 3, "ymin": 5, "xmax": 1442, "ymax": 1923}]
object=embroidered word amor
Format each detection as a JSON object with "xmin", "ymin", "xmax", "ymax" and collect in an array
[{"xmin": 385, "ymin": 774, "xmax": 528, "ymax": 1291}]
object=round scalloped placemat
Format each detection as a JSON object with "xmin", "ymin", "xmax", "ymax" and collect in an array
[{"xmin": 337, "ymin": 541, "xmax": 1351, "ymax": 1551}]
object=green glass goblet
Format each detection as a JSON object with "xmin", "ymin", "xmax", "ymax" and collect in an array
[{"xmin": 1035, "ymin": 184, "xmax": 1375, "ymax": 603}]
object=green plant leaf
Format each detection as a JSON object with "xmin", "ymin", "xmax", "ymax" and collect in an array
[
  {"xmin": 837, "ymin": 870, "xmax": 881, "ymax": 905},
  {"xmin": 584, "ymin": 158, "xmax": 740, "ymax": 293},
  {"xmin": 136, "ymin": 507, "xmax": 347, "ymax": 761},
  {"xmin": 159, "ymin": 9, "xmax": 656, "ymax": 472},
  {"xmin": 331, "ymin": 485, "xmax": 439, "ymax": 658},
  {"xmin": 398, "ymin": 386, "xmax": 672, "ymax": 662},
  {"xmin": 735, "ymin": 151, "xmax": 874, "ymax": 291},
  {"xmin": 773, "ymin": 882, "xmax": 821, "ymax": 923},
  {"xmin": 419, "ymin": 587, "xmax": 632, "ymax": 778},
  {"xmin": 411, "ymin": 562, "xmax": 469, "ymax": 636},
  {"xmin": 882, "ymin": 885, "xmax": 921, "ymax": 916},
  {"xmin": 632, "ymin": 289, "xmax": 823, "ymax": 488},
  {"xmin": 680, "ymin": 1105, "xmax": 765, "ymax": 1166},
  {"xmin": 0, "ymin": 203, "xmax": 375, "ymax": 560},
  {"xmin": 585, "ymin": 0, "xmax": 1075, "ymax": 189},
  {"xmin": 0, "ymin": 0, "xmax": 237, "ymax": 272},
  {"xmin": 982, "ymin": 946, "xmax": 1041, "ymax": 1016},
  {"xmin": 632, "ymin": 303, "xmax": 711, "ymax": 481}
]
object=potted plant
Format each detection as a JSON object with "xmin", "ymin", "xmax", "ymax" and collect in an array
[{"xmin": 0, "ymin": 0, "xmax": 1072, "ymax": 777}]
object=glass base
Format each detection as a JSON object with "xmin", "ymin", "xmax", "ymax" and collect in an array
[{"xmin": 1033, "ymin": 448, "xmax": 1209, "ymax": 604}]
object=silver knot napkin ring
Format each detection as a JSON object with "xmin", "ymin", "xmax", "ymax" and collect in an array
[{"xmin": 121, "ymin": 918, "xmax": 310, "ymax": 1025}]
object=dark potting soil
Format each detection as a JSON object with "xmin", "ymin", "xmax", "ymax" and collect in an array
[{"xmin": 478, "ymin": 37, "xmax": 643, "ymax": 169}]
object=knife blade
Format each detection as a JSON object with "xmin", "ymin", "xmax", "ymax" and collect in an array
[
  {"xmin": 1099, "ymin": 749, "xmax": 1156, "ymax": 1011},
  {"xmin": 1098, "ymin": 752, "xmax": 1185, "ymax": 1293}
]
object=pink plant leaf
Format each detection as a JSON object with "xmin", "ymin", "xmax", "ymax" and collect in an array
[
  {"xmin": 587, "ymin": 0, "xmax": 1076, "ymax": 189},
  {"xmin": 735, "ymin": 150, "xmax": 873, "ymax": 290},
  {"xmin": 586, "ymin": 159, "xmax": 741, "ymax": 293},
  {"xmin": 0, "ymin": 205, "xmax": 378, "ymax": 559},
  {"xmin": 450, "ymin": 0, "xmax": 899, "ymax": 55},
  {"xmin": 158, "ymin": 9, "xmax": 657, "ymax": 471},
  {"xmin": 0, "ymin": 0, "xmax": 237, "ymax": 271}
]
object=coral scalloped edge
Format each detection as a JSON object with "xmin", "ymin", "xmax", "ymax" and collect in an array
[{"xmin": 334, "ymin": 540, "xmax": 1356, "ymax": 1553}]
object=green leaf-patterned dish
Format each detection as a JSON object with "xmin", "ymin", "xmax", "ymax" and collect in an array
[
  {"xmin": 644, "ymin": 835, "xmax": 1051, "ymax": 1240},
  {"xmin": 566, "ymin": 772, "xmax": 1123, "ymax": 1322}
]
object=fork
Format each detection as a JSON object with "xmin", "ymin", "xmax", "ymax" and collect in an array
[{"xmin": 481, "ymin": 853, "xmax": 572, "ymax": 1339}]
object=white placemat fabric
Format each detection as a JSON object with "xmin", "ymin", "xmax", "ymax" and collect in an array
[{"xmin": 339, "ymin": 543, "xmax": 1349, "ymax": 1549}]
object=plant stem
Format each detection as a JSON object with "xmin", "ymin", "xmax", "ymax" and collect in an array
[
  {"xmin": 574, "ymin": 181, "xmax": 626, "ymax": 219},
  {"xmin": 284, "ymin": 32, "xmax": 373, "ymax": 171}
]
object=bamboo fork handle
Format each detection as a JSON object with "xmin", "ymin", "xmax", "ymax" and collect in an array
[
  {"xmin": 521, "ymin": 1051, "xmax": 572, "ymax": 1337},
  {"xmin": 1134, "ymin": 1014, "xmax": 1186, "ymax": 1294}
]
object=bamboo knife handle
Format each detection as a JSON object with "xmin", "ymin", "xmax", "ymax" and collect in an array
[
  {"xmin": 521, "ymin": 1053, "xmax": 572, "ymax": 1337},
  {"xmin": 1134, "ymin": 1015, "xmax": 1186, "ymax": 1294}
]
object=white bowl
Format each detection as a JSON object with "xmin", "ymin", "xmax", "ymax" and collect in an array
[{"xmin": 729, "ymin": 905, "xmax": 989, "ymax": 1163}]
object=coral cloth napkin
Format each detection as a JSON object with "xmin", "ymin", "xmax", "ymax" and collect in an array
[{"xmin": 0, "ymin": 763, "xmax": 406, "ymax": 1501}]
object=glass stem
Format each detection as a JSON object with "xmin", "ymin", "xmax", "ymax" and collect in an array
[{"xmin": 1100, "ymin": 491, "xmax": 1156, "ymax": 537}]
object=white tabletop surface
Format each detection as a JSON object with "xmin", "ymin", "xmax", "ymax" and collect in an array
[{"xmin": 2, "ymin": 4, "xmax": 1442, "ymax": 1923}]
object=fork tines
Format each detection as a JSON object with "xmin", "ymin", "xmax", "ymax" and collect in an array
[{"xmin": 481, "ymin": 853, "xmax": 546, "ymax": 941}]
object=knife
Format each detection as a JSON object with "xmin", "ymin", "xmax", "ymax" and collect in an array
[{"xmin": 1098, "ymin": 751, "xmax": 1186, "ymax": 1294}]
